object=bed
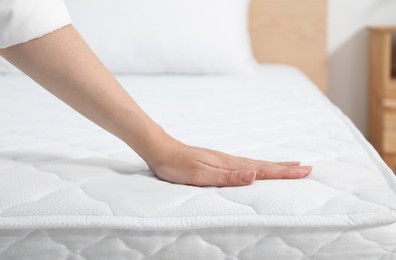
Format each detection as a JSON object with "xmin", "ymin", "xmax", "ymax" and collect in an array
[
  {"xmin": 0, "ymin": 65, "xmax": 395, "ymax": 259},
  {"xmin": 0, "ymin": 0, "xmax": 396, "ymax": 259}
]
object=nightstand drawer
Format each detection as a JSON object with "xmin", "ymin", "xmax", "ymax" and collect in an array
[
  {"xmin": 384, "ymin": 129, "xmax": 396, "ymax": 153},
  {"xmin": 369, "ymin": 26, "xmax": 396, "ymax": 172}
]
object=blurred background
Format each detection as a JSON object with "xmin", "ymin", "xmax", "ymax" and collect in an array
[{"xmin": 328, "ymin": 0, "xmax": 396, "ymax": 137}]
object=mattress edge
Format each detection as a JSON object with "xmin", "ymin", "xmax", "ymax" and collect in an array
[{"xmin": 0, "ymin": 211, "xmax": 395, "ymax": 231}]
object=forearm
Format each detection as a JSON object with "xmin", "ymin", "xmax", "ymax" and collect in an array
[
  {"xmin": 0, "ymin": 25, "xmax": 170, "ymax": 165},
  {"xmin": 0, "ymin": 24, "xmax": 311, "ymax": 187}
]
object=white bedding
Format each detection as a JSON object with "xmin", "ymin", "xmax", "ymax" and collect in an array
[{"xmin": 0, "ymin": 65, "xmax": 395, "ymax": 259}]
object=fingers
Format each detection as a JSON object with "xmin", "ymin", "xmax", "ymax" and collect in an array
[
  {"xmin": 204, "ymin": 149, "xmax": 303, "ymax": 173},
  {"xmin": 214, "ymin": 169, "xmax": 256, "ymax": 187},
  {"xmin": 194, "ymin": 160, "xmax": 311, "ymax": 186},
  {"xmin": 277, "ymin": 161, "xmax": 301, "ymax": 166},
  {"xmin": 193, "ymin": 163, "xmax": 312, "ymax": 187},
  {"xmin": 193, "ymin": 164, "xmax": 256, "ymax": 187},
  {"xmin": 239, "ymin": 157, "xmax": 301, "ymax": 167},
  {"xmin": 255, "ymin": 165, "xmax": 312, "ymax": 180},
  {"xmin": 235, "ymin": 157, "xmax": 311, "ymax": 179}
]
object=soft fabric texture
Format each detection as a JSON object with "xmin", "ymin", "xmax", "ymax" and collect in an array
[
  {"xmin": 0, "ymin": 65, "xmax": 395, "ymax": 258},
  {"xmin": 2, "ymin": 224, "xmax": 396, "ymax": 259},
  {"xmin": 0, "ymin": 0, "xmax": 71, "ymax": 48},
  {"xmin": 64, "ymin": 0, "xmax": 257, "ymax": 75}
]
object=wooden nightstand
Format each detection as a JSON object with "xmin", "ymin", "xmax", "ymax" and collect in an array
[{"xmin": 368, "ymin": 26, "xmax": 396, "ymax": 172}]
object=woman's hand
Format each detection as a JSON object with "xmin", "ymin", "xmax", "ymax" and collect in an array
[
  {"xmin": 1, "ymin": 25, "xmax": 312, "ymax": 188},
  {"xmin": 148, "ymin": 138, "xmax": 312, "ymax": 187}
]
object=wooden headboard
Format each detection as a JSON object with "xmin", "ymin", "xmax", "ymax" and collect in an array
[{"xmin": 249, "ymin": 0, "xmax": 328, "ymax": 93}]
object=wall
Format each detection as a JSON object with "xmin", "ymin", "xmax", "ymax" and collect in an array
[{"xmin": 328, "ymin": 0, "xmax": 396, "ymax": 137}]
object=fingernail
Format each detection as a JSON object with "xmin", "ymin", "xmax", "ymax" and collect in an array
[
  {"xmin": 240, "ymin": 171, "xmax": 255, "ymax": 183},
  {"xmin": 297, "ymin": 169, "xmax": 308, "ymax": 175},
  {"xmin": 297, "ymin": 167, "xmax": 312, "ymax": 175}
]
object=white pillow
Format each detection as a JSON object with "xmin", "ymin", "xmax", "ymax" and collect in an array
[
  {"xmin": 0, "ymin": 0, "xmax": 258, "ymax": 75},
  {"xmin": 67, "ymin": 0, "xmax": 257, "ymax": 75}
]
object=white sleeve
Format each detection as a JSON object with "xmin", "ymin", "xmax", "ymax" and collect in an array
[{"xmin": 0, "ymin": 0, "xmax": 72, "ymax": 48}]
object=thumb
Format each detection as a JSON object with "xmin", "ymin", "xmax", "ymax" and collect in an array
[{"xmin": 203, "ymin": 167, "xmax": 256, "ymax": 187}]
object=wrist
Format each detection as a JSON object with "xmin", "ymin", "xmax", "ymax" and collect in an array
[
  {"xmin": 123, "ymin": 120, "xmax": 181, "ymax": 167},
  {"xmin": 144, "ymin": 128, "xmax": 183, "ymax": 168}
]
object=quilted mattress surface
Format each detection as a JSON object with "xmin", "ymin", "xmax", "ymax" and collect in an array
[{"xmin": 0, "ymin": 65, "xmax": 396, "ymax": 259}]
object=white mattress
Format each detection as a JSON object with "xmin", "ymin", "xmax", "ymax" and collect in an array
[{"xmin": 0, "ymin": 65, "xmax": 396, "ymax": 259}]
